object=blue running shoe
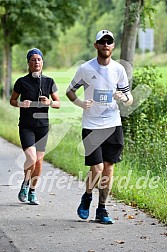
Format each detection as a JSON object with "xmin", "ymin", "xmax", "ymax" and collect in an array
[
  {"xmin": 18, "ymin": 184, "xmax": 29, "ymax": 202},
  {"xmin": 77, "ymin": 193, "xmax": 92, "ymax": 219},
  {"xmin": 96, "ymin": 208, "xmax": 115, "ymax": 224},
  {"xmin": 28, "ymin": 192, "xmax": 40, "ymax": 205}
]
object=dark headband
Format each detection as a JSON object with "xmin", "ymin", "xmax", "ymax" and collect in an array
[{"xmin": 27, "ymin": 48, "xmax": 43, "ymax": 62}]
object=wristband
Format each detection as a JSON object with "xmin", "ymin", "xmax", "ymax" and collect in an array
[
  {"xmin": 73, "ymin": 98, "xmax": 84, "ymax": 108},
  {"xmin": 50, "ymin": 100, "xmax": 53, "ymax": 106}
]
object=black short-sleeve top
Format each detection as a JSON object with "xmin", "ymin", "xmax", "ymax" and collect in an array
[{"xmin": 14, "ymin": 73, "xmax": 57, "ymax": 127}]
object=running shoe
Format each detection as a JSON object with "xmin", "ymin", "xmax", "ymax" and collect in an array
[
  {"xmin": 28, "ymin": 192, "xmax": 40, "ymax": 205},
  {"xmin": 77, "ymin": 193, "xmax": 92, "ymax": 219},
  {"xmin": 18, "ymin": 184, "xmax": 29, "ymax": 202},
  {"xmin": 95, "ymin": 208, "xmax": 115, "ymax": 224}
]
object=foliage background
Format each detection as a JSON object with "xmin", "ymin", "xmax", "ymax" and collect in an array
[{"xmin": 8, "ymin": 0, "xmax": 167, "ymax": 72}]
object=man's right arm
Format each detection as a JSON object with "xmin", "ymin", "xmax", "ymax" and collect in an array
[{"xmin": 66, "ymin": 89, "xmax": 93, "ymax": 110}]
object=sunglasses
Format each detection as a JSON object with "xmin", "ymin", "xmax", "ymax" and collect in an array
[{"xmin": 97, "ymin": 39, "xmax": 114, "ymax": 45}]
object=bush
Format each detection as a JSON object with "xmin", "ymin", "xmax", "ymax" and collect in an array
[{"xmin": 122, "ymin": 66, "xmax": 167, "ymax": 173}]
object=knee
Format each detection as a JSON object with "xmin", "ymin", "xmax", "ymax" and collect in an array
[
  {"xmin": 91, "ymin": 163, "xmax": 104, "ymax": 174},
  {"xmin": 106, "ymin": 166, "xmax": 114, "ymax": 174},
  {"xmin": 25, "ymin": 153, "xmax": 37, "ymax": 166},
  {"xmin": 103, "ymin": 163, "xmax": 114, "ymax": 176}
]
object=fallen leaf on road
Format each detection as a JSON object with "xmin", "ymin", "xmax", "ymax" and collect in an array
[
  {"xmin": 140, "ymin": 236, "xmax": 149, "ymax": 240},
  {"xmin": 115, "ymin": 240, "xmax": 125, "ymax": 244},
  {"xmin": 128, "ymin": 215, "xmax": 135, "ymax": 219}
]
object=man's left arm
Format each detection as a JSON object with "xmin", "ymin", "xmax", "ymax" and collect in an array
[
  {"xmin": 114, "ymin": 91, "xmax": 133, "ymax": 106},
  {"xmin": 114, "ymin": 67, "xmax": 133, "ymax": 106}
]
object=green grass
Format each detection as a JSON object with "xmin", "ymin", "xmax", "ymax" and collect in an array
[
  {"xmin": 157, "ymin": 66, "xmax": 167, "ymax": 92},
  {"xmin": 0, "ymin": 100, "xmax": 20, "ymax": 145},
  {"xmin": 134, "ymin": 52, "xmax": 167, "ymax": 67},
  {"xmin": 45, "ymin": 126, "xmax": 88, "ymax": 178},
  {"xmin": 112, "ymin": 161, "xmax": 167, "ymax": 223},
  {"xmin": 133, "ymin": 53, "xmax": 167, "ymax": 92}
]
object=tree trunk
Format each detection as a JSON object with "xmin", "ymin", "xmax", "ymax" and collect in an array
[
  {"xmin": 2, "ymin": 41, "xmax": 12, "ymax": 99},
  {"xmin": 120, "ymin": 0, "xmax": 143, "ymax": 67},
  {"xmin": 1, "ymin": 12, "xmax": 12, "ymax": 99}
]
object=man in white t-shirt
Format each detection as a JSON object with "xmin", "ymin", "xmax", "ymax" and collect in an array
[{"xmin": 66, "ymin": 30, "xmax": 133, "ymax": 224}]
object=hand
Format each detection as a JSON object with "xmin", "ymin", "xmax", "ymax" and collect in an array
[
  {"xmin": 81, "ymin": 99, "xmax": 94, "ymax": 109},
  {"xmin": 113, "ymin": 91, "xmax": 128, "ymax": 102},
  {"xmin": 39, "ymin": 96, "xmax": 50, "ymax": 106},
  {"xmin": 18, "ymin": 100, "xmax": 32, "ymax": 108},
  {"xmin": 73, "ymin": 98, "xmax": 94, "ymax": 109}
]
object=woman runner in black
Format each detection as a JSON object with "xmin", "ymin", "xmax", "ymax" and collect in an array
[{"xmin": 10, "ymin": 48, "xmax": 60, "ymax": 204}]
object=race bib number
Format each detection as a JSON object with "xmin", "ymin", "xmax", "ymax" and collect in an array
[{"xmin": 93, "ymin": 89, "xmax": 113, "ymax": 104}]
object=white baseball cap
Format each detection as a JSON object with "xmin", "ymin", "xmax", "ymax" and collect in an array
[{"xmin": 96, "ymin": 30, "xmax": 114, "ymax": 41}]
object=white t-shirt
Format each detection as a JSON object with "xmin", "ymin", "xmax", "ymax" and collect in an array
[{"xmin": 69, "ymin": 57, "xmax": 130, "ymax": 129}]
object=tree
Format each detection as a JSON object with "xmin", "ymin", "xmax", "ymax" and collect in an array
[
  {"xmin": 79, "ymin": 0, "xmax": 115, "ymax": 57},
  {"xmin": 0, "ymin": 0, "xmax": 87, "ymax": 98},
  {"xmin": 120, "ymin": 0, "xmax": 144, "ymax": 67},
  {"xmin": 120, "ymin": 0, "xmax": 156, "ymax": 67}
]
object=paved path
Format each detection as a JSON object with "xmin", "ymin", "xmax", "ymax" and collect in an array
[{"xmin": 0, "ymin": 137, "xmax": 166, "ymax": 252}]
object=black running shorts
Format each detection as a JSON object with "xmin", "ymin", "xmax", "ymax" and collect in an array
[
  {"xmin": 19, "ymin": 126, "xmax": 49, "ymax": 151},
  {"xmin": 82, "ymin": 126, "xmax": 124, "ymax": 166}
]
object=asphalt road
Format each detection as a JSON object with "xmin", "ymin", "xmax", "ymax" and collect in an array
[{"xmin": 0, "ymin": 137, "xmax": 166, "ymax": 252}]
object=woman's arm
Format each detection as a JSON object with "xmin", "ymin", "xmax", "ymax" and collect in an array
[
  {"xmin": 50, "ymin": 92, "xmax": 60, "ymax": 109},
  {"xmin": 10, "ymin": 91, "xmax": 20, "ymax": 107},
  {"xmin": 10, "ymin": 91, "xmax": 32, "ymax": 108}
]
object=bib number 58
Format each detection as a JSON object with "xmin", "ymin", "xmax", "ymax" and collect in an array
[{"xmin": 100, "ymin": 95, "xmax": 108, "ymax": 101}]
